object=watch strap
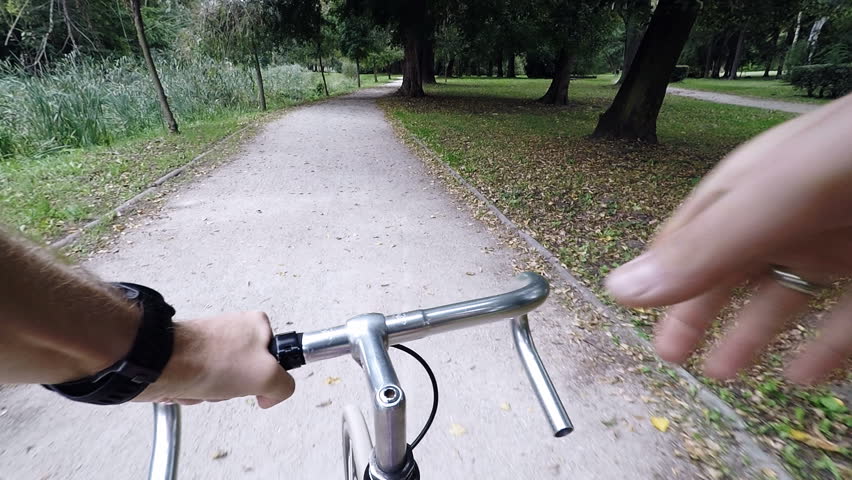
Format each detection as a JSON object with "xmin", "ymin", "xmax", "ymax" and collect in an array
[{"xmin": 44, "ymin": 283, "xmax": 175, "ymax": 405}]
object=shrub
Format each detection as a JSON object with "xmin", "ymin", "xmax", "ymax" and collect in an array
[
  {"xmin": 669, "ymin": 65, "xmax": 689, "ymax": 83},
  {"xmin": 789, "ymin": 64, "xmax": 852, "ymax": 98}
]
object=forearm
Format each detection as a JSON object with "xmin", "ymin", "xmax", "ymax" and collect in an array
[{"xmin": 0, "ymin": 229, "xmax": 139, "ymax": 384}]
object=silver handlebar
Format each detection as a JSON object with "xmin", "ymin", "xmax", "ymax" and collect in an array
[{"xmin": 149, "ymin": 272, "xmax": 572, "ymax": 479}]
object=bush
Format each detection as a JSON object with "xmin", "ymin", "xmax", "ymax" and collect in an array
[
  {"xmin": 669, "ymin": 65, "xmax": 689, "ymax": 83},
  {"xmin": 789, "ymin": 64, "xmax": 852, "ymax": 98}
]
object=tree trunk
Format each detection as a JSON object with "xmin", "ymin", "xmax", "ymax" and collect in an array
[
  {"xmin": 538, "ymin": 48, "xmax": 575, "ymax": 105},
  {"xmin": 486, "ymin": 59, "xmax": 493, "ymax": 77},
  {"xmin": 373, "ymin": 62, "xmax": 378, "ymax": 83},
  {"xmin": 592, "ymin": 0, "xmax": 700, "ymax": 143},
  {"xmin": 129, "ymin": 0, "xmax": 178, "ymax": 134},
  {"xmin": 387, "ymin": 63, "xmax": 391, "ymax": 79},
  {"xmin": 317, "ymin": 52, "xmax": 329, "ymax": 96},
  {"xmin": 763, "ymin": 28, "xmax": 779, "ymax": 77},
  {"xmin": 777, "ymin": 28, "xmax": 794, "ymax": 78},
  {"xmin": 722, "ymin": 32, "xmax": 738, "ymax": 78},
  {"xmin": 792, "ymin": 11, "xmax": 803, "ymax": 45},
  {"xmin": 618, "ymin": 3, "xmax": 649, "ymax": 85},
  {"xmin": 507, "ymin": 53, "xmax": 516, "ymax": 77},
  {"xmin": 420, "ymin": 37, "xmax": 436, "ymax": 84},
  {"xmin": 727, "ymin": 30, "xmax": 745, "ymax": 80},
  {"xmin": 252, "ymin": 47, "xmax": 267, "ymax": 111},
  {"xmin": 806, "ymin": 17, "xmax": 828, "ymax": 63},
  {"xmin": 60, "ymin": 0, "xmax": 78, "ymax": 52},
  {"xmin": 355, "ymin": 57, "xmax": 361, "ymax": 88},
  {"xmin": 446, "ymin": 57, "xmax": 455, "ymax": 80},
  {"xmin": 702, "ymin": 35, "xmax": 716, "ymax": 78},
  {"xmin": 496, "ymin": 50, "xmax": 503, "ymax": 77},
  {"xmin": 398, "ymin": 24, "xmax": 425, "ymax": 97}
]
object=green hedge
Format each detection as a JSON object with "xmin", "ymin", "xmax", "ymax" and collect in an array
[
  {"xmin": 789, "ymin": 64, "xmax": 852, "ymax": 98},
  {"xmin": 669, "ymin": 65, "xmax": 689, "ymax": 83}
]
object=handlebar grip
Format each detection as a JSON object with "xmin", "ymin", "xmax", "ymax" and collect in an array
[{"xmin": 268, "ymin": 332, "xmax": 306, "ymax": 370}]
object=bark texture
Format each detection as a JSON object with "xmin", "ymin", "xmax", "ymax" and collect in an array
[
  {"xmin": 538, "ymin": 48, "xmax": 575, "ymax": 105},
  {"xmin": 592, "ymin": 0, "xmax": 700, "ymax": 143}
]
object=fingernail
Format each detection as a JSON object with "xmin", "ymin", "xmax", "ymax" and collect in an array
[{"xmin": 605, "ymin": 253, "xmax": 661, "ymax": 300}]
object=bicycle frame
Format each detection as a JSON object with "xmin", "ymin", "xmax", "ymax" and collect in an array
[{"xmin": 148, "ymin": 272, "xmax": 572, "ymax": 480}]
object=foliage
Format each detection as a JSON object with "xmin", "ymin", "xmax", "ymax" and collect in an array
[
  {"xmin": 0, "ymin": 54, "xmax": 338, "ymax": 158},
  {"xmin": 669, "ymin": 64, "xmax": 690, "ymax": 82},
  {"xmin": 680, "ymin": 77, "xmax": 831, "ymax": 103},
  {"xmin": 789, "ymin": 62, "xmax": 852, "ymax": 97}
]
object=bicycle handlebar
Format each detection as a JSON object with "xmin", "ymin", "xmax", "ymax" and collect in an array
[
  {"xmin": 150, "ymin": 272, "xmax": 572, "ymax": 480},
  {"xmin": 268, "ymin": 272, "xmax": 572, "ymax": 437}
]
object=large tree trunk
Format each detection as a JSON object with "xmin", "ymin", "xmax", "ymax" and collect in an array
[
  {"xmin": 355, "ymin": 57, "xmax": 361, "ymax": 88},
  {"xmin": 763, "ymin": 29, "xmax": 780, "ymax": 78},
  {"xmin": 722, "ymin": 32, "xmax": 738, "ymax": 78},
  {"xmin": 252, "ymin": 47, "xmax": 267, "ymax": 111},
  {"xmin": 317, "ymin": 52, "xmax": 329, "ymax": 96},
  {"xmin": 445, "ymin": 57, "xmax": 455, "ymax": 81},
  {"xmin": 486, "ymin": 59, "xmax": 493, "ymax": 77},
  {"xmin": 398, "ymin": 24, "xmax": 425, "ymax": 97},
  {"xmin": 592, "ymin": 0, "xmax": 700, "ymax": 143},
  {"xmin": 507, "ymin": 53, "xmax": 516, "ymax": 77},
  {"xmin": 538, "ymin": 47, "xmax": 575, "ymax": 105},
  {"xmin": 496, "ymin": 50, "xmax": 503, "ymax": 78},
  {"xmin": 617, "ymin": 2, "xmax": 650, "ymax": 85},
  {"xmin": 129, "ymin": 0, "xmax": 178, "ymax": 134},
  {"xmin": 727, "ymin": 30, "xmax": 746, "ymax": 80},
  {"xmin": 420, "ymin": 37, "xmax": 436, "ymax": 84}
]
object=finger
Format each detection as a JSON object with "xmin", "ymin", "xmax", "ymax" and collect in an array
[
  {"xmin": 256, "ymin": 366, "xmax": 296, "ymax": 409},
  {"xmin": 654, "ymin": 285, "xmax": 733, "ymax": 364},
  {"xmin": 605, "ymin": 175, "xmax": 824, "ymax": 307},
  {"xmin": 787, "ymin": 292, "xmax": 852, "ymax": 385},
  {"xmin": 703, "ymin": 279, "xmax": 810, "ymax": 380}
]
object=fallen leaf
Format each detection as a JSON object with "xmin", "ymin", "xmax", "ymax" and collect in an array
[
  {"xmin": 449, "ymin": 423, "xmax": 467, "ymax": 436},
  {"xmin": 316, "ymin": 400, "xmax": 332, "ymax": 408},
  {"xmin": 212, "ymin": 450, "xmax": 228, "ymax": 460},
  {"xmin": 789, "ymin": 429, "xmax": 842, "ymax": 452},
  {"xmin": 325, "ymin": 376, "xmax": 341, "ymax": 385},
  {"xmin": 601, "ymin": 417, "xmax": 618, "ymax": 427},
  {"xmin": 499, "ymin": 402, "xmax": 511, "ymax": 411},
  {"xmin": 650, "ymin": 417, "xmax": 670, "ymax": 433}
]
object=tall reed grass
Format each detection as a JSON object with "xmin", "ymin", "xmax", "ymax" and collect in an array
[{"xmin": 0, "ymin": 54, "xmax": 353, "ymax": 159}]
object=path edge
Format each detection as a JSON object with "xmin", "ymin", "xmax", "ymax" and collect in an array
[{"xmin": 399, "ymin": 130, "xmax": 792, "ymax": 480}]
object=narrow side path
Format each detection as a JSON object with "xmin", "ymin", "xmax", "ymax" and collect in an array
[
  {"xmin": 667, "ymin": 86, "xmax": 820, "ymax": 114},
  {"xmin": 3, "ymin": 83, "xmax": 712, "ymax": 479}
]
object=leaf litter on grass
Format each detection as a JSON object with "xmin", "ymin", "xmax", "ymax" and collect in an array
[{"xmin": 380, "ymin": 79, "xmax": 850, "ymax": 479}]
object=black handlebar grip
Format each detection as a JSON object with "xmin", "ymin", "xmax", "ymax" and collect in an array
[{"xmin": 268, "ymin": 332, "xmax": 306, "ymax": 370}]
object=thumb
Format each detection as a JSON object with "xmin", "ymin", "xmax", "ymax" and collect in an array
[
  {"xmin": 605, "ymin": 174, "xmax": 820, "ymax": 307},
  {"xmin": 256, "ymin": 366, "xmax": 296, "ymax": 409}
]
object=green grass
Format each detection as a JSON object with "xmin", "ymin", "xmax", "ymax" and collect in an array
[
  {"xmin": 380, "ymin": 76, "xmax": 848, "ymax": 479},
  {"xmin": 679, "ymin": 76, "xmax": 831, "ymax": 104},
  {"xmin": 0, "ymin": 70, "xmax": 366, "ymax": 243}
]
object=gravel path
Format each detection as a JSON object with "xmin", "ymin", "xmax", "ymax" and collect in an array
[
  {"xmin": 667, "ymin": 86, "xmax": 820, "ymax": 114},
  {"xmin": 0, "ymin": 83, "xmax": 710, "ymax": 480}
]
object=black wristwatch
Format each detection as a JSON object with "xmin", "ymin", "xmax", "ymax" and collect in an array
[{"xmin": 44, "ymin": 283, "xmax": 176, "ymax": 405}]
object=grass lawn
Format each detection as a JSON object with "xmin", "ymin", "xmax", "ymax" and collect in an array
[
  {"xmin": 0, "ymin": 72, "xmax": 392, "ymax": 244},
  {"xmin": 679, "ymin": 76, "xmax": 832, "ymax": 105},
  {"xmin": 380, "ymin": 76, "xmax": 850, "ymax": 480}
]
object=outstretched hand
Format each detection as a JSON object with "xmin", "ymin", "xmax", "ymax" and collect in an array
[{"xmin": 605, "ymin": 93, "xmax": 852, "ymax": 384}]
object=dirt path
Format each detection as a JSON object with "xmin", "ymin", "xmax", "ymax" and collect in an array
[
  {"xmin": 667, "ymin": 86, "xmax": 820, "ymax": 114},
  {"xmin": 2, "ymin": 83, "xmax": 773, "ymax": 479}
]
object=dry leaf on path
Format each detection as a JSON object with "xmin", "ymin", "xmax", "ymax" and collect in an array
[
  {"xmin": 325, "ymin": 376, "xmax": 341, "ymax": 385},
  {"xmin": 449, "ymin": 423, "xmax": 467, "ymax": 436},
  {"xmin": 789, "ymin": 429, "xmax": 842, "ymax": 452},
  {"xmin": 499, "ymin": 402, "xmax": 511, "ymax": 411},
  {"xmin": 650, "ymin": 417, "xmax": 670, "ymax": 433},
  {"xmin": 212, "ymin": 450, "xmax": 229, "ymax": 460}
]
